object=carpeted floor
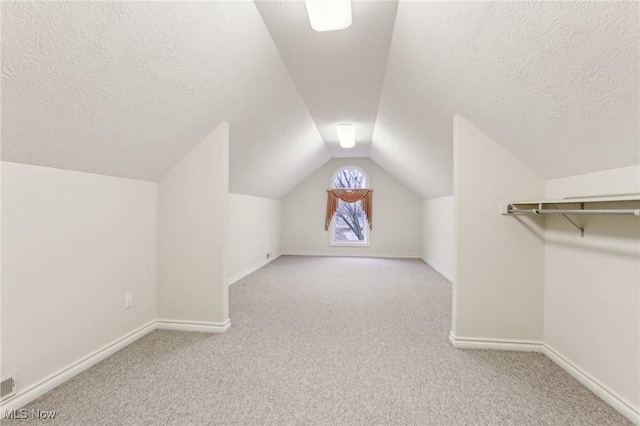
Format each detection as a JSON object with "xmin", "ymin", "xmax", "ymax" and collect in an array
[{"xmin": 10, "ymin": 256, "xmax": 630, "ymax": 425}]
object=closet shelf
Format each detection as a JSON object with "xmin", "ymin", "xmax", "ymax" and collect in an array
[
  {"xmin": 507, "ymin": 194, "xmax": 640, "ymax": 205},
  {"xmin": 502, "ymin": 194, "xmax": 640, "ymax": 237}
]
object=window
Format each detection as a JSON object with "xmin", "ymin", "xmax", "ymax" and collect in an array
[{"xmin": 330, "ymin": 166, "xmax": 369, "ymax": 246}]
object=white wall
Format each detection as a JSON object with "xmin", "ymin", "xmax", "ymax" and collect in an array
[
  {"xmin": 1, "ymin": 162, "xmax": 156, "ymax": 394},
  {"xmin": 453, "ymin": 115, "xmax": 545, "ymax": 340},
  {"xmin": 544, "ymin": 166, "xmax": 640, "ymax": 414},
  {"xmin": 546, "ymin": 165, "xmax": 640, "ymax": 199},
  {"xmin": 228, "ymin": 194, "xmax": 281, "ymax": 283},
  {"xmin": 422, "ymin": 196, "xmax": 454, "ymax": 281},
  {"xmin": 281, "ymin": 158, "xmax": 422, "ymax": 257},
  {"xmin": 451, "ymin": 117, "xmax": 639, "ymax": 420},
  {"xmin": 157, "ymin": 122, "xmax": 229, "ymax": 325}
]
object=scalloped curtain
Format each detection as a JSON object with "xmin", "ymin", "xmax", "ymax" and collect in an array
[{"xmin": 325, "ymin": 189, "xmax": 373, "ymax": 231}]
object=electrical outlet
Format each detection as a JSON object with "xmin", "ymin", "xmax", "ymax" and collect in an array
[{"xmin": 125, "ymin": 293, "xmax": 132, "ymax": 309}]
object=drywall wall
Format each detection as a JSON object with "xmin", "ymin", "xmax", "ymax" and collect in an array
[
  {"xmin": 281, "ymin": 158, "xmax": 422, "ymax": 257},
  {"xmin": 422, "ymin": 196, "xmax": 454, "ymax": 281},
  {"xmin": 1, "ymin": 161, "xmax": 156, "ymax": 394},
  {"xmin": 157, "ymin": 122, "xmax": 229, "ymax": 325},
  {"xmin": 228, "ymin": 194, "xmax": 281, "ymax": 284},
  {"xmin": 546, "ymin": 165, "xmax": 640, "ymax": 199},
  {"xmin": 453, "ymin": 115, "xmax": 545, "ymax": 340},
  {"xmin": 544, "ymin": 166, "xmax": 640, "ymax": 414}
]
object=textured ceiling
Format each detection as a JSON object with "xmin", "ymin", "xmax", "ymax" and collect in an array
[
  {"xmin": 255, "ymin": 0, "xmax": 398, "ymax": 158},
  {"xmin": 372, "ymin": 1, "xmax": 639, "ymax": 198},
  {"xmin": 2, "ymin": 1, "xmax": 329, "ymax": 198},
  {"xmin": 3, "ymin": 1, "xmax": 638, "ymax": 200}
]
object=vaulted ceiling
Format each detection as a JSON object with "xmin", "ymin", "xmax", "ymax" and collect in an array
[
  {"xmin": 3, "ymin": 1, "xmax": 638, "ymax": 199},
  {"xmin": 373, "ymin": 1, "xmax": 639, "ymax": 198}
]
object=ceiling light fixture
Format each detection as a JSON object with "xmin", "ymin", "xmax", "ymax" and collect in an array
[
  {"xmin": 304, "ymin": 0, "xmax": 352, "ymax": 32},
  {"xmin": 337, "ymin": 124, "xmax": 355, "ymax": 148}
]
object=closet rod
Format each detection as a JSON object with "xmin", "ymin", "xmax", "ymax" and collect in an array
[{"xmin": 508, "ymin": 206, "xmax": 640, "ymax": 216}]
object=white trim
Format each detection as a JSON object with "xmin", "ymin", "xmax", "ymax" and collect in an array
[
  {"xmin": 448, "ymin": 331, "xmax": 543, "ymax": 352},
  {"xmin": 448, "ymin": 332, "xmax": 640, "ymax": 424},
  {"xmin": 281, "ymin": 251, "xmax": 423, "ymax": 259},
  {"xmin": 2, "ymin": 320, "xmax": 634, "ymax": 423},
  {"xmin": 0, "ymin": 318, "xmax": 233, "ymax": 417},
  {"xmin": 543, "ymin": 344, "xmax": 639, "ymax": 425},
  {"xmin": 421, "ymin": 257, "xmax": 453, "ymax": 282},
  {"xmin": 329, "ymin": 239, "xmax": 370, "ymax": 248},
  {"xmin": 0, "ymin": 321, "xmax": 156, "ymax": 417},
  {"xmin": 155, "ymin": 319, "xmax": 231, "ymax": 333},
  {"xmin": 228, "ymin": 253, "xmax": 281, "ymax": 286}
]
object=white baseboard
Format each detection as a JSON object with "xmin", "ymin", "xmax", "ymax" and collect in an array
[
  {"xmin": 543, "ymin": 344, "xmax": 639, "ymax": 425},
  {"xmin": 448, "ymin": 331, "xmax": 543, "ymax": 352},
  {"xmin": 281, "ymin": 251, "xmax": 423, "ymax": 259},
  {"xmin": 421, "ymin": 257, "xmax": 453, "ymax": 282},
  {"xmin": 0, "ymin": 321, "xmax": 156, "ymax": 416},
  {"xmin": 0, "ymin": 318, "xmax": 232, "ymax": 417},
  {"xmin": 448, "ymin": 332, "xmax": 639, "ymax": 424},
  {"xmin": 155, "ymin": 319, "xmax": 231, "ymax": 333},
  {"xmin": 228, "ymin": 253, "xmax": 281, "ymax": 286},
  {"xmin": 2, "ymin": 320, "xmax": 635, "ymax": 423}
]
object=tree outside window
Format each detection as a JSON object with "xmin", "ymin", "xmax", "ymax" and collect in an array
[{"xmin": 331, "ymin": 167, "xmax": 369, "ymax": 245}]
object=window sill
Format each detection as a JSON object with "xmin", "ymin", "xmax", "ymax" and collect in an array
[{"xmin": 329, "ymin": 242, "xmax": 370, "ymax": 248}]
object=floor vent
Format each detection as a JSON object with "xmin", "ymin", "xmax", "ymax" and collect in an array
[{"xmin": 1, "ymin": 376, "xmax": 16, "ymax": 400}]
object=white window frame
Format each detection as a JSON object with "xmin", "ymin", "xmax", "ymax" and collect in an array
[{"xmin": 329, "ymin": 165, "xmax": 370, "ymax": 247}]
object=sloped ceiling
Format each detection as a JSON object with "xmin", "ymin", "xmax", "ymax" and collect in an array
[
  {"xmin": 255, "ymin": 1, "xmax": 397, "ymax": 158},
  {"xmin": 2, "ymin": 1, "xmax": 329, "ymax": 198},
  {"xmin": 3, "ymin": 1, "xmax": 638, "ymax": 200},
  {"xmin": 372, "ymin": 1, "xmax": 639, "ymax": 198}
]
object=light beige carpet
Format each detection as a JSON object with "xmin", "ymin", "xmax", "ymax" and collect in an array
[{"xmin": 9, "ymin": 256, "xmax": 630, "ymax": 425}]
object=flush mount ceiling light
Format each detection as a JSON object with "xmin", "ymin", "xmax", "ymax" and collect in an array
[
  {"xmin": 304, "ymin": 0, "xmax": 352, "ymax": 32},
  {"xmin": 337, "ymin": 124, "xmax": 355, "ymax": 148}
]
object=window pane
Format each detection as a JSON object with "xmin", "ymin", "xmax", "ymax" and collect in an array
[
  {"xmin": 330, "ymin": 167, "xmax": 368, "ymax": 245},
  {"xmin": 333, "ymin": 168, "xmax": 365, "ymax": 189},
  {"xmin": 333, "ymin": 199, "xmax": 365, "ymax": 241}
]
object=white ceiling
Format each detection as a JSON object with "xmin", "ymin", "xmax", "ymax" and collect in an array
[
  {"xmin": 255, "ymin": 0, "xmax": 398, "ymax": 158},
  {"xmin": 2, "ymin": 1, "xmax": 329, "ymax": 198},
  {"xmin": 372, "ymin": 1, "xmax": 639, "ymax": 198},
  {"xmin": 2, "ymin": 1, "xmax": 638, "ymax": 199}
]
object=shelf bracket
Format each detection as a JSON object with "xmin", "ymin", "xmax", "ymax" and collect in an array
[{"xmin": 549, "ymin": 203, "xmax": 584, "ymax": 237}]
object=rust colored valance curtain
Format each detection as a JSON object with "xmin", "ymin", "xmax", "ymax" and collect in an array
[{"xmin": 325, "ymin": 189, "xmax": 373, "ymax": 231}]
